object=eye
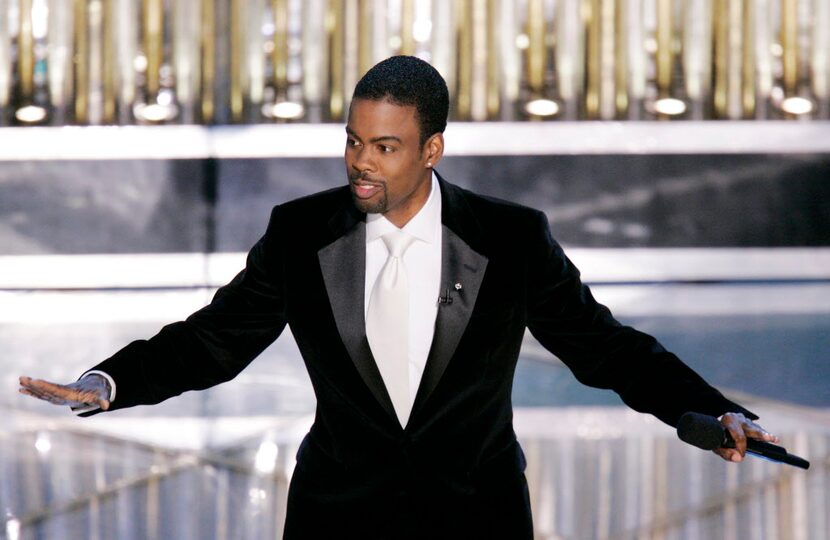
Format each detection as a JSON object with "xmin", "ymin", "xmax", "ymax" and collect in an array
[
  {"xmin": 346, "ymin": 138, "xmax": 361, "ymax": 148},
  {"xmin": 378, "ymin": 144, "xmax": 394, "ymax": 153}
]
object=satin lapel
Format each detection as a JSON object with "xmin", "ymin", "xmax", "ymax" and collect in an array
[
  {"xmin": 412, "ymin": 225, "xmax": 488, "ymax": 414},
  {"xmin": 318, "ymin": 220, "xmax": 396, "ymax": 420}
]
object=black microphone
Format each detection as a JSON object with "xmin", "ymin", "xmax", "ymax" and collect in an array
[{"xmin": 677, "ymin": 412, "xmax": 810, "ymax": 470}]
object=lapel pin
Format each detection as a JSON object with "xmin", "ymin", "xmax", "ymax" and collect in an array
[{"xmin": 454, "ymin": 283, "xmax": 462, "ymax": 290}]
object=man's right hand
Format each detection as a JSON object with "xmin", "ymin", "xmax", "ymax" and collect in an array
[{"xmin": 19, "ymin": 374, "xmax": 111, "ymax": 411}]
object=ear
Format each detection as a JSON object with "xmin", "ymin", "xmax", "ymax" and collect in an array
[{"xmin": 423, "ymin": 132, "xmax": 444, "ymax": 169}]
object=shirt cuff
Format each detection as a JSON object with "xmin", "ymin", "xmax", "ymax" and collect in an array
[{"xmin": 71, "ymin": 370, "xmax": 117, "ymax": 415}]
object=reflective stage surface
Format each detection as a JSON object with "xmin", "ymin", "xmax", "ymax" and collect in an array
[{"xmin": 2, "ymin": 280, "xmax": 828, "ymax": 540}]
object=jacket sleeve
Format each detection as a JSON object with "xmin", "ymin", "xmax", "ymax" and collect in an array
[
  {"xmin": 524, "ymin": 210, "xmax": 756, "ymax": 427},
  {"xmin": 82, "ymin": 206, "xmax": 288, "ymax": 413}
]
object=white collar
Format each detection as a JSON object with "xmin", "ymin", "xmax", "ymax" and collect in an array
[{"xmin": 366, "ymin": 172, "xmax": 441, "ymax": 244}]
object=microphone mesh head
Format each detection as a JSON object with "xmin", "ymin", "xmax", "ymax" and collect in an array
[{"xmin": 677, "ymin": 412, "xmax": 724, "ymax": 451}]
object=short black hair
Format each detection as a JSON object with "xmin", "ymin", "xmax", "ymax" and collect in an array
[{"xmin": 352, "ymin": 55, "xmax": 449, "ymax": 146}]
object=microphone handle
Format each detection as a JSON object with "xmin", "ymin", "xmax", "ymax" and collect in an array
[{"xmin": 723, "ymin": 432, "xmax": 810, "ymax": 470}]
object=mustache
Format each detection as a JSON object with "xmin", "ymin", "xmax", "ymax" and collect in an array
[{"xmin": 349, "ymin": 171, "xmax": 385, "ymax": 185}]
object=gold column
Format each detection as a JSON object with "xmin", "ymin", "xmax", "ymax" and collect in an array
[
  {"xmin": 726, "ymin": 0, "xmax": 742, "ymax": 118},
  {"xmin": 585, "ymin": 0, "xmax": 601, "ymax": 118},
  {"xmin": 556, "ymin": 0, "xmax": 585, "ymax": 116},
  {"xmin": 201, "ymin": 0, "xmax": 215, "ymax": 122},
  {"xmin": 614, "ymin": 0, "xmax": 628, "ymax": 116},
  {"xmin": 713, "ymin": 0, "xmax": 728, "ymax": 117},
  {"xmin": 780, "ymin": 0, "xmax": 798, "ymax": 96},
  {"xmin": 328, "ymin": 0, "xmax": 344, "ymax": 119},
  {"xmin": 598, "ymin": 0, "xmax": 616, "ymax": 119},
  {"xmin": 0, "ymin": 0, "xmax": 9, "ymax": 110},
  {"xmin": 400, "ymin": 0, "xmax": 415, "ymax": 56},
  {"xmin": 455, "ymin": 0, "xmax": 472, "ymax": 119},
  {"xmin": 431, "ymin": 0, "xmax": 455, "ymax": 97},
  {"xmin": 273, "ymin": 0, "xmax": 289, "ymax": 94},
  {"xmin": 655, "ymin": 0, "xmax": 672, "ymax": 99},
  {"xmin": 358, "ymin": 0, "xmax": 373, "ymax": 74},
  {"xmin": 470, "ymin": 0, "xmax": 488, "ymax": 120},
  {"xmin": 526, "ymin": 0, "xmax": 545, "ymax": 97},
  {"xmin": 230, "ymin": 0, "xmax": 245, "ymax": 121},
  {"xmin": 302, "ymin": 0, "xmax": 330, "ymax": 121},
  {"xmin": 814, "ymin": 0, "xmax": 830, "ymax": 102},
  {"xmin": 486, "ymin": 0, "xmax": 499, "ymax": 118},
  {"xmin": 74, "ymin": 0, "xmax": 88, "ymax": 122},
  {"xmin": 143, "ymin": 0, "xmax": 163, "ymax": 98},
  {"xmin": 683, "ymin": 0, "xmax": 713, "ymax": 117},
  {"xmin": 102, "ymin": 0, "xmax": 116, "ymax": 123},
  {"xmin": 741, "ymin": 0, "xmax": 755, "ymax": 117},
  {"xmin": 18, "ymin": 0, "xmax": 34, "ymax": 99},
  {"xmin": 343, "ymin": 0, "xmax": 359, "ymax": 105}
]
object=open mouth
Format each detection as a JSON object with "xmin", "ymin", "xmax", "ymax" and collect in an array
[{"xmin": 352, "ymin": 182, "xmax": 383, "ymax": 199}]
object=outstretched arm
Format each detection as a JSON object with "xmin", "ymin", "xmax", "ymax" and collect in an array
[{"xmin": 19, "ymin": 205, "xmax": 288, "ymax": 414}]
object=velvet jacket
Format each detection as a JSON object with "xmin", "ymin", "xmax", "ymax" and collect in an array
[{"xmin": 87, "ymin": 176, "xmax": 755, "ymax": 539}]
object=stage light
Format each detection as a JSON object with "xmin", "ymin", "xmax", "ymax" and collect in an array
[
  {"xmin": 35, "ymin": 432, "xmax": 51, "ymax": 455},
  {"xmin": 254, "ymin": 440, "xmax": 279, "ymax": 474},
  {"xmin": 5, "ymin": 518, "xmax": 20, "ymax": 540},
  {"xmin": 263, "ymin": 101, "xmax": 305, "ymax": 120},
  {"xmin": 781, "ymin": 96, "xmax": 813, "ymax": 115},
  {"xmin": 15, "ymin": 105, "xmax": 47, "ymax": 124},
  {"xmin": 133, "ymin": 102, "xmax": 179, "ymax": 123},
  {"xmin": 653, "ymin": 97, "xmax": 687, "ymax": 116},
  {"xmin": 525, "ymin": 98, "xmax": 559, "ymax": 117}
]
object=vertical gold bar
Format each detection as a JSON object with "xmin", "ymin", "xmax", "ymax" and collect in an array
[
  {"xmin": 470, "ymin": 0, "xmax": 487, "ymax": 120},
  {"xmin": 655, "ymin": 0, "xmax": 672, "ymax": 97},
  {"xmin": 18, "ymin": 0, "xmax": 34, "ymax": 98},
  {"xmin": 615, "ymin": 0, "xmax": 628, "ymax": 116},
  {"xmin": 329, "ymin": 0, "xmax": 344, "ymax": 119},
  {"xmin": 585, "ymin": 0, "xmax": 601, "ymax": 118},
  {"xmin": 455, "ymin": 0, "xmax": 473, "ymax": 119},
  {"xmin": 486, "ymin": 0, "xmax": 499, "ymax": 118},
  {"xmin": 400, "ymin": 0, "xmax": 415, "ymax": 56},
  {"xmin": 598, "ymin": 0, "xmax": 616, "ymax": 119},
  {"xmin": 741, "ymin": 0, "xmax": 754, "ymax": 117},
  {"xmin": 713, "ymin": 0, "xmax": 728, "ymax": 117},
  {"xmin": 358, "ymin": 0, "xmax": 373, "ymax": 74},
  {"xmin": 814, "ymin": 0, "xmax": 830, "ymax": 102},
  {"xmin": 526, "ymin": 0, "xmax": 545, "ymax": 95},
  {"xmin": 230, "ymin": 0, "xmax": 244, "ymax": 120},
  {"xmin": 74, "ymin": 0, "xmax": 88, "ymax": 122},
  {"xmin": 726, "ymin": 0, "xmax": 742, "ymax": 118},
  {"xmin": 343, "ymin": 0, "xmax": 359, "ymax": 105},
  {"xmin": 144, "ymin": 0, "xmax": 163, "ymax": 97},
  {"xmin": 780, "ymin": 0, "xmax": 798, "ymax": 95},
  {"xmin": 201, "ymin": 0, "xmax": 215, "ymax": 122},
  {"xmin": 273, "ymin": 0, "xmax": 289, "ymax": 93},
  {"xmin": 103, "ymin": 0, "xmax": 115, "ymax": 122}
]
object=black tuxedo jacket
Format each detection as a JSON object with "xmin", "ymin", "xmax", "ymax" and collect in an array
[{"xmin": 89, "ymin": 176, "xmax": 755, "ymax": 539}]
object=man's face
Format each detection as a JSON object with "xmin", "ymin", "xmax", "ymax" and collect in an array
[{"xmin": 345, "ymin": 98, "xmax": 440, "ymax": 228}]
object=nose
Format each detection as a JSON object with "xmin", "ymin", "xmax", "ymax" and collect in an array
[{"xmin": 351, "ymin": 146, "xmax": 375, "ymax": 174}]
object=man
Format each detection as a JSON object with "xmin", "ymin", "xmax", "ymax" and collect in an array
[{"xmin": 20, "ymin": 56, "xmax": 777, "ymax": 539}]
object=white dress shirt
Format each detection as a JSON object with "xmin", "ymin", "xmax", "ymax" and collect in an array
[{"xmin": 364, "ymin": 173, "xmax": 442, "ymax": 410}]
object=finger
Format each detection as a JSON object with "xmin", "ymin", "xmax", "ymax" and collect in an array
[
  {"xmin": 20, "ymin": 387, "xmax": 72, "ymax": 406},
  {"xmin": 23, "ymin": 378, "xmax": 86, "ymax": 402},
  {"xmin": 720, "ymin": 413, "xmax": 747, "ymax": 457},
  {"xmin": 742, "ymin": 421, "xmax": 780, "ymax": 444},
  {"xmin": 713, "ymin": 447, "xmax": 743, "ymax": 463},
  {"xmin": 76, "ymin": 390, "xmax": 110, "ymax": 410},
  {"xmin": 20, "ymin": 381, "xmax": 91, "ymax": 407}
]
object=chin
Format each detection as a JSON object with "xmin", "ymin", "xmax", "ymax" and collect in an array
[{"xmin": 352, "ymin": 194, "xmax": 387, "ymax": 215}]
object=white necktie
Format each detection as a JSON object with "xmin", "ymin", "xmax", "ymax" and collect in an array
[{"xmin": 366, "ymin": 230, "xmax": 416, "ymax": 427}]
